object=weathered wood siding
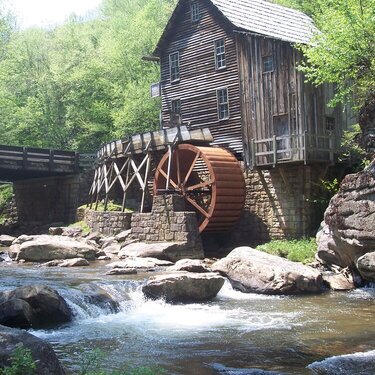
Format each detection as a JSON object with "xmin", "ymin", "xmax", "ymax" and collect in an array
[
  {"xmin": 237, "ymin": 33, "xmax": 354, "ymax": 166},
  {"xmin": 159, "ymin": 0, "xmax": 242, "ymax": 155}
]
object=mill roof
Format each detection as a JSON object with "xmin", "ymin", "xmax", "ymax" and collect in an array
[
  {"xmin": 211, "ymin": 0, "xmax": 317, "ymax": 44},
  {"xmin": 154, "ymin": 0, "xmax": 317, "ymax": 55}
]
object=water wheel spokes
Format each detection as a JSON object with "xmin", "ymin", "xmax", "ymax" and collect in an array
[{"xmin": 153, "ymin": 144, "xmax": 245, "ymax": 233}]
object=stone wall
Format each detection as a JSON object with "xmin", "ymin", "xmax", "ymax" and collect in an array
[
  {"xmin": 130, "ymin": 195, "xmax": 203, "ymax": 250},
  {"xmin": 79, "ymin": 208, "xmax": 132, "ymax": 235},
  {"xmin": 225, "ymin": 164, "xmax": 327, "ymax": 246},
  {"xmin": 12, "ymin": 169, "xmax": 94, "ymax": 226}
]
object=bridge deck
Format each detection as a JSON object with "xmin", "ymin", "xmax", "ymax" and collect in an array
[{"xmin": 0, "ymin": 145, "xmax": 80, "ymax": 181}]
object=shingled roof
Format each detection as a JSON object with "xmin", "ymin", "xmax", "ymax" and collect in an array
[
  {"xmin": 211, "ymin": 0, "xmax": 317, "ymax": 44},
  {"xmin": 153, "ymin": 0, "xmax": 317, "ymax": 55}
]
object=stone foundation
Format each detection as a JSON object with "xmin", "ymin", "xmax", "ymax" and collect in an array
[
  {"xmin": 78, "ymin": 208, "xmax": 132, "ymax": 235},
  {"xmin": 130, "ymin": 194, "xmax": 203, "ymax": 251},
  {"xmin": 227, "ymin": 164, "xmax": 327, "ymax": 245}
]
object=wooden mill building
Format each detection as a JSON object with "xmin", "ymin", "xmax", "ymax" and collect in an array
[{"xmin": 148, "ymin": 0, "xmax": 355, "ymax": 242}]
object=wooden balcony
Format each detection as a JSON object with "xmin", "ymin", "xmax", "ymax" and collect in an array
[{"xmin": 250, "ymin": 131, "xmax": 335, "ymax": 168}]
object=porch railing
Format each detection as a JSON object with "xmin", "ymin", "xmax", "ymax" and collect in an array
[{"xmin": 250, "ymin": 131, "xmax": 335, "ymax": 168}]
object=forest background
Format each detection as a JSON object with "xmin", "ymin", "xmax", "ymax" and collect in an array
[{"xmin": 0, "ymin": 0, "xmax": 373, "ymax": 153}]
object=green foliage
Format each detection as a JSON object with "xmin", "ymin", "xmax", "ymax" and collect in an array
[
  {"xmin": 256, "ymin": 238, "xmax": 317, "ymax": 264},
  {"xmin": 340, "ymin": 124, "xmax": 371, "ymax": 170},
  {"xmin": 0, "ymin": 184, "xmax": 12, "ymax": 210},
  {"xmin": 75, "ymin": 349, "xmax": 165, "ymax": 375},
  {"xmin": 0, "ymin": 345, "xmax": 36, "ymax": 375},
  {"xmin": 68, "ymin": 220, "xmax": 91, "ymax": 234},
  {"xmin": 90, "ymin": 200, "xmax": 133, "ymax": 212},
  {"xmin": 0, "ymin": 0, "xmax": 177, "ymax": 152},
  {"xmin": 295, "ymin": 0, "xmax": 375, "ymax": 109}
]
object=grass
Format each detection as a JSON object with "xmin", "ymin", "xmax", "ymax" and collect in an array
[
  {"xmin": 79, "ymin": 201, "xmax": 133, "ymax": 213},
  {"xmin": 68, "ymin": 220, "xmax": 91, "ymax": 235},
  {"xmin": 0, "ymin": 184, "xmax": 13, "ymax": 225},
  {"xmin": 0, "ymin": 184, "xmax": 12, "ymax": 210},
  {"xmin": 256, "ymin": 238, "xmax": 317, "ymax": 264}
]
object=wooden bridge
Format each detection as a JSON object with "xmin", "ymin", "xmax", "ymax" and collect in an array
[{"xmin": 0, "ymin": 145, "xmax": 95, "ymax": 181}]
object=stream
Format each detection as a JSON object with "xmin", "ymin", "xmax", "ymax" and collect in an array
[{"xmin": 1, "ymin": 260, "xmax": 374, "ymax": 374}]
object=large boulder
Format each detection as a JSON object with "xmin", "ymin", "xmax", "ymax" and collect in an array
[
  {"xmin": 78, "ymin": 284, "xmax": 120, "ymax": 313},
  {"xmin": 168, "ymin": 259, "xmax": 211, "ymax": 273},
  {"xmin": 107, "ymin": 257, "xmax": 173, "ymax": 271},
  {"xmin": 0, "ymin": 324, "xmax": 66, "ymax": 375},
  {"xmin": 0, "ymin": 285, "xmax": 72, "ymax": 329},
  {"xmin": 15, "ymin": 235, "xmax": 97, "ymax": 262},
  {"xmin": 0, "ymin": 234, "xmax": 15, "ymax": 247},
  {"xmin": 142, "ymin": 272, "xmax": 225, "ymax": 302},
  {"xmin": 317, "ymin": 161, "xmax": 375, "ymax": 281},
  {"xmin": 212, "ymin": 247, "xmax": 323, "ymax": 295},
  {"xmin": 356, "ymin": 251, "xmax": 375, "ymax": 282},
  {"xmin": 307, "ymin": 350, "xmax": 375, "ymax": 375},
  {"xmin": 118, "ymin": 241, "xmax": 204, "ymax": 262}
]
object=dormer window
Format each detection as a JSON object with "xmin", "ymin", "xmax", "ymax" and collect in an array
[
  {"xmin": 169, "ymin": 52, "xmax": 180, "ymax": 83},
  {"xmin": 215, "ymin": 39, "xmax": 226, "ymax": 70},
  {"xmin": 191, "ymin": 2, "xmax": 200, "ymax": 22}
]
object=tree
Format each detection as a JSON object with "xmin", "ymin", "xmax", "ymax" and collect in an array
[{"xmin": 292, "ymin": 0, "xmax": 375, "ymax": 154}]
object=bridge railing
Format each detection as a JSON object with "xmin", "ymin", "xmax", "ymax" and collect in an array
[{"xmin": 0, "ymin": 145, "xmax": 79, "ymax": 173}]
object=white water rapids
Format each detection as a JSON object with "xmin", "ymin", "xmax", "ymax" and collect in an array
[{"xmin": 1, "ymin": 262, "xmax": 374, "ymax": 374}]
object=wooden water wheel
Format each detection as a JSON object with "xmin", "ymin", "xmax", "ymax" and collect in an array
[{"xmin": 153, "ymin": 144, "xmax": 246, "ymax": 233}]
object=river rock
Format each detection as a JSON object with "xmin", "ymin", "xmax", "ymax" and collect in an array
[
  {"xmin": 307, "ymin": 350, "xmax": 375, "ymax": 375},
  {"xmin": 322, "ymin": 271, "xmax": 356, "ymax": 290},
  {"xmin": 0, "ymin": 324, "xmax": 66, "ymax": 375},
  {"xmin": 40, "ymin": 259, "xmax": 64, "ymax": 267},
  {"xmin": 60, "ymin": 258, "xmax": 90, "ymax": 267},
  {"xmin": 356, "ymin": 251, "xmax": 375, "ymax": 282},
  {"xmin": 168, "ymin": 259, "xmax": 211, "ymax": 273},
  {"xmin": 318, "ymin": 161, "xmax": 375, "ymax": 280},
  {"xmin": 102, "ymin": 243, "xmax": 121, "ymax": 256},
  {"xmin": 16, "ymin": 235, "xmax": 97, "ymax": 262},
  {"xmin": 100, "ymin": 236, "xmax": 117, "ymax": 249},
  {"xmin": 107, "ymin": 257, "xmax": 173, "ymax": 270},
  {"xmin": 8, "ymin": 244, "xmax": 20, "ymax": 259},
  {"xmin": 0, "ymin": 234, "xmax": 15, "ymax": 246},
  {"xmin": 0, "ymin": 285, "xmax": 72, "ymax": 329},
  {"xmin": 212, "ymin": 247, "xmax": 323, "ymax": 295},
  {"xmin": 142, "ymin": 272, "xmax": 225, "ymax": 302},
  {"xmin": 85, "ymin": 231, "xmax": 104, "ymax": 243},
  {"xmin": 12, "ymin": 234, "xmax": 34, "ymax": 245},
  {"xmin": 115, "ymin": 229, "xmax": 132, "ymax": 242},
  {"xmin": 79, "ymin": 284, "xmax": 120, "ymax": 313},
  {"xmin": 118, "ymin": 241, "xmax": 204, "ymax": 262},
  {"xmin": 105, "ymin": 267, "xmax": 137, "ymax": 275}
]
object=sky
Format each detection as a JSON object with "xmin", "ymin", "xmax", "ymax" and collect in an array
[{"xmin": 5, "ymin": 0, "xmax": 102, "ymax": 29}]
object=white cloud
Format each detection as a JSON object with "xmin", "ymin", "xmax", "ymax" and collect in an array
[{"xmin": 7, "ymin": 0, "xmax": 102, "ymax": 29}]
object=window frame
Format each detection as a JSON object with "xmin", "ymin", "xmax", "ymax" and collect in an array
[
  {"xmin": 214, "ymin": 38, "xmax": 226, "ymax": 70},
  {"xmin": 262, "ymin": 55, "xmax": 274, "ymax": 73},
  {"xmin": 171, "ymin": 99, "xmax": 181, "ymax": 115},
  {"xmin": 216, "ymin": 87, "xmax": 230, "ymax": 121},
  {"xmin": 169, "ymin": 51, "xmax": 180, "ymax": 83},
  {"xmin": 191, "ymin": 1, "xmax": 201, "ymax": 23}
]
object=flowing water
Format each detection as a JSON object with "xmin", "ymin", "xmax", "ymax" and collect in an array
[{"xmin": 1, "ymin": 260, "xmax": 374, "ymax": 374}]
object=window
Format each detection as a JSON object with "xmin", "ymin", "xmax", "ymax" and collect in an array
[
  {"xmin": 326, "ymin": 116, "xmax": 335, "ymax": 131},
  {"xmin": 217, "ymin": 88, "xmax": 229, "ymax": 120},
  {"xmin": 169, "ymin": 52, "xmax": 180, "ymax": 82},
  {"xmin": 191, "ymin": 2, "xmax": 200, "ymax": 22},
  {"xmin": 171, "ymin": 99, "xmax": 181, "ymax": 114},
  {"xmin": 214, "ymin": 39, "xmax": 226, "ymax": 70},
  {"xmin": 263, "ymin": 56, "xmax": 273, "ymax": 73},
  {"xmin": 170, "ymin": 99, "xmax": 181, "ymax": 125}
]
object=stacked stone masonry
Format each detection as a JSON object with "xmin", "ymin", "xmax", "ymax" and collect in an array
[
  {"xmin": 130, "ymin": 195, "xmax": 202, "ymax": 250},
  {"xmin": 229, "ymin": 164, "xmax": 327, "ymax": 245},
  {"xmin": 79, "ymin": 208, "xmax": 132, "ymax": 235}
]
